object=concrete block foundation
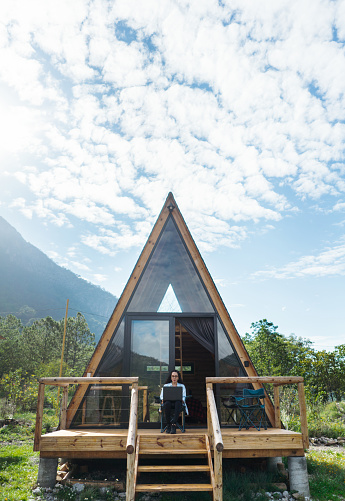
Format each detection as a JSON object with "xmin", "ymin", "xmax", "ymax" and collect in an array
[
  {"xmin": 37, "ymin": 457, "xmax": 58, "ymax": 488},
  {"xmin": 288, "ymin": 456, "xmax": 310, "ymax": 499}
]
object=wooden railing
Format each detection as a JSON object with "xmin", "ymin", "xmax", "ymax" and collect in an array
[
  {"xmin": 33, "ymin": 377, "xmax": 139, "ymax": 452},
  {"xmin": 206, "ymin": 381, "xmax": 223, "ymax": 501},
  {"xmin": 205, "ymin": 376, "xmax": 309, "ymax": 449}
]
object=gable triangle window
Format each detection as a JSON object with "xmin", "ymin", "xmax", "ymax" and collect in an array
[{"xmin": 157, "ymin": 284, "xmax": 182, "ymax": 313}]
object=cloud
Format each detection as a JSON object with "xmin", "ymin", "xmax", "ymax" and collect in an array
[
  {"xmin": 252, "ymin": 243, "xmax": 345, "ymax": 280},
  {"xmin": 1, "ymin": 0, "xmax": 345, "ymax": 256}
]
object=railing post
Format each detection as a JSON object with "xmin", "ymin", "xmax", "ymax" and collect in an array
[
  {"xmin": 34, "ymin": 382, "xmax": 45, "ymax": 451},
  {"xmin": 297, "ymin": 382, "xmax": 309, "ymax": 449},
  {"xmin": 214, "ymin": 446, "xmax": 223, "ymax": 501},
  {"xmin": 273, "ymin": 384, "xmax": 281, "ymax": 429},
  {"xmin": 126, "ymin": 447, "xmax": 136, "ymax": 501},
  {"xmin": 206, "ymin": 382, "xmax": 213, "ymax": 443},
  {"xmin": 126, "ymin": 382, "xmax": 139, "ymax": 454},
  {"xmin": 60, "ymin": 386, "xmax": 69, "ymax": 430},
  {"xmin": 126, "ymin": 381, "xmax": 139, "ymax": 501},
  {"xmin": 206, "ymin": 385, "xmax": 223, "ymax": 452}
]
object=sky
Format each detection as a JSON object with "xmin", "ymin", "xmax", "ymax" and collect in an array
[{"xmin": 0, "ymin": 0, "xmax": 345, "ymax": 352}]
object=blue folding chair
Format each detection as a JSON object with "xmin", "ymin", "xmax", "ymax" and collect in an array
[{"xmin": 234, "ymin": 388, "xmax": 267, "ymax": 431}]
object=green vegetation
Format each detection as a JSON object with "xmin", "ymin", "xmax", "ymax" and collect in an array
[
  {"xmin": 243, "ymin": 319, "xmax": 345, "ymax": 404},
  {"xmin": 307, "ymin": 448, "xmax": 345, "ymax": 501},
  {"xmin": 0, "ymin": 442, "xmax": 39, "ymax": 501},
  {"xmin": 0, "ymin": 313, "xmax": 95, "ymax": 421}
]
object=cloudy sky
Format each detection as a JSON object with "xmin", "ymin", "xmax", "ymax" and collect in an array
[{"xmin": 1, "ymin": 0, "xmax": 345, "ymax": 351}]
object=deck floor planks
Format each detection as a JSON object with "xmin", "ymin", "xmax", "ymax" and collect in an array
[{"xmin": 39, "ymin": 427, "xmax": 304, "ymax": 458}]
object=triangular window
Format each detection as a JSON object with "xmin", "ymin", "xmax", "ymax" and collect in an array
[
  {"xmin": 127, "ymin": 216, "xmax": 214, "ymax": 313},
  {"xmin": 157, "ymin": 284, "xmax": 182, "ymax": 313}
]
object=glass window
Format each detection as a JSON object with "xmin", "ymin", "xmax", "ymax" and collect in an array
[
  {"xmin": 130, "ymin": 319, "xmax": 170, "ymax": 423},
  {"xmin": 127, "ymin": 216, "xmax": 214, "ymax": 313},
  {"xmin": 72, "ymin": 320, "xmax": 125, "ymax": 427},
  {"xmin": 158, "ymin": 284, "xmax": 182, "ymax": 312},
  {"xmin": 217, "ymin": 319, "xmax": 248, "ymax": 426}
]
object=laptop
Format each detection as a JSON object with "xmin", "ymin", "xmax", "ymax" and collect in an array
[{"xmin": 163, "ymin": 386, "xmax": 183, "ymax": 401}]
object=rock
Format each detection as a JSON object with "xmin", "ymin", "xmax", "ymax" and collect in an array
[
  {"xmin": 272, "ymin": 483, "xmax": 288, "ymax": 491},
  {"xmin": 283, "ymin": 491, "xmax": 290, "ymax": 498},
  {"xmin": 325, "ymin": 440, "xmax": 338, "ymax": 446},
  {"xmin": 72, "ymin": 482, "xmax": 85, "ymax": 493},
  {"xmin": 32, "ymin": 487, "xmax": 41, "ymax": 495},
  {"xmin": 277, "ymin": 463, "xmax": 289, "ymax": 479}
]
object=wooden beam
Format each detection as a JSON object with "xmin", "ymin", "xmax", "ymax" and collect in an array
[
  {"xmin": 297, "ymin": 382, "xmax": 309, "ymax": 449},
  {"xmin": 126, "ymin": 446, "xmax": 136, "ymax": 501},
  {"xmin": 126, "ymin": 383, "xmax": 139, "ymax": 454},
  {"xmin": 206, "ymin": 386, "xmax": 223, "ymax": 452},
  {"xmin": 273, "ymin": 384, "xmax": 281, "ymax": 429},
  {"xmin": 60, "ymin": 386, "xmax": 68, "ymax": 430},
  {"xmin": 205, "ymin": 434, "xmax": 216, "ymax": 492},
  {"xmin": 206, "ymin": 382, "xmax": 212, "ymax": 442},
  {"xmin": 40, "ymin": 377, "xmax": 139, "ymax": 385},
  {"xmin": 34, "ymin": 382, "xmax": 45, "ymax": 451},
  {"xmin": 223, "ymin": 448, "xmax": 305, "ymax": 459},
  {"xmin": 206, "ymin": 377, "xmax": 304, "ymax": 384},
  {"xmin": 213, "ymin": 448, "xmax": 223, "ymax": 501}
]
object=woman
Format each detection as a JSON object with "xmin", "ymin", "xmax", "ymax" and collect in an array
[{"xmin": 160, "ymin": 370, "xmax": 187, "ymax": 434}]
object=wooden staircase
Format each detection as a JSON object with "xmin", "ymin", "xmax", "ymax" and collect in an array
[{"xmin": 133, "ymin": 433, "xmax": 215, "ymax": 496}]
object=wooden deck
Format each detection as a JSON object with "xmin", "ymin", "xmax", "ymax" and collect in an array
[
  {"xmin": 39, "ymin": 427, "xmax": 305, "ymax": 459},
  {"xmin": 35, "ymin": 376, "xmax": 309, "ymax": 500}
]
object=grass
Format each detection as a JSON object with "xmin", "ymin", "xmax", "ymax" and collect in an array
[
  {"xmin": 0, "ymin": 443, "xmax": 39, "ymax": 501},
  {"xmin": 306, "ymin": 448, "xmax": 345, "ymax": 501}
]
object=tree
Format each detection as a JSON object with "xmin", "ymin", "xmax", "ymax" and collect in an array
[
  {"xmin": 243, "ymin": 319, "xmax": 295, "ymax": 377},
  {"xmin": 62, "ymin": 313, "xmax": 95, "ymax": 375},
  {"xmin": 0, "ymin": 315, "xmax": 24, "ymax": 377},
  {"xmin": 21, "ymin": 316, "xmax": 62, "ymax": 372},
  {"xmin": 243, "ymin": 319, "xmax": 345, "ymax": 404}
]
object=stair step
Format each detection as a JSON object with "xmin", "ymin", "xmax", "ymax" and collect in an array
[
  {"xmin": 136, "ymin": 483, "xmax": 213, "ymax": 492},
  {"xmin": 138, "ymin": 464, "xmax": 210, "ymax": 473}
]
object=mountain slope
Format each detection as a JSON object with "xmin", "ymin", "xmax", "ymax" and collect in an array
[{"xmin": 0, "ymin": 216, "xmax": 117, "ymax": 340}]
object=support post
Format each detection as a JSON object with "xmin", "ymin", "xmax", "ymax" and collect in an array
[
  {"xmin": 126, "ymin": 446, "xmax": 136, "ymax": 501},
  {"xmin": 297, "ymin": 382, "xmax": 309, "ymax": 449},
  {"xmin": 206, "ymin": 382, "xmax": 213, "ymax": 443},
  {"xmin": 267, "ymin": 456, "xmax": 283, "ymax": 472},
  {"xmin": 60, "ymin": 386, "xmax": 68, "ymax": 429},
  {"xmin": 213, "ymin": 448, "xmax": 223, "ymax": 501},
  {"xmin": 126, "ymin": 383, "xmax": 138, "ymax": 454},
  {"xmin": 288, "ymin": 456, "xmax": 310, "ymax": 498},
  {"xmin": 34, "ymin": 382, "xmax": 45, "ymax": 451},
  {"xmin": 273, "ymin": 384, "xmax": 281, "ymax": 428},
  {"xmin": 37, "ymin": 457, "xmax": 58, "ymax": 488}
]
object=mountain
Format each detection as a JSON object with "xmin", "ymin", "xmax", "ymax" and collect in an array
[{"xmin": 0, "ymin": 216, "xmax": 117, "ymax": 340}]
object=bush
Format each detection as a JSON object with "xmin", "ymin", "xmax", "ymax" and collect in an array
[
  {"xmin": 282, "ymin": 400, "xmax": 345, "ymax": 438},
  {"xmin": 0, "ymin": 370, "xmax": 39, "ymax": 412}
]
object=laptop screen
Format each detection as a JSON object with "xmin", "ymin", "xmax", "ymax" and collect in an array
[{"xmin": 163, "ymin": 386, "xmax": 183, "ymax": 401}]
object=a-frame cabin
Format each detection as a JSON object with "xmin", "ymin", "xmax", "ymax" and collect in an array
[
  {"xmin": 34, "ymin": 193, "xmax": 309, "ymax": 500},
  {"xmin": 66, "ymin": 191, "xmax": 276, "ymax": 428}
]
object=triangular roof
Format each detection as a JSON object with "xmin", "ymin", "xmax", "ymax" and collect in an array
[{"xmin": 66, "ymin": 192, "xmax": 274, "ymax": 427}]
